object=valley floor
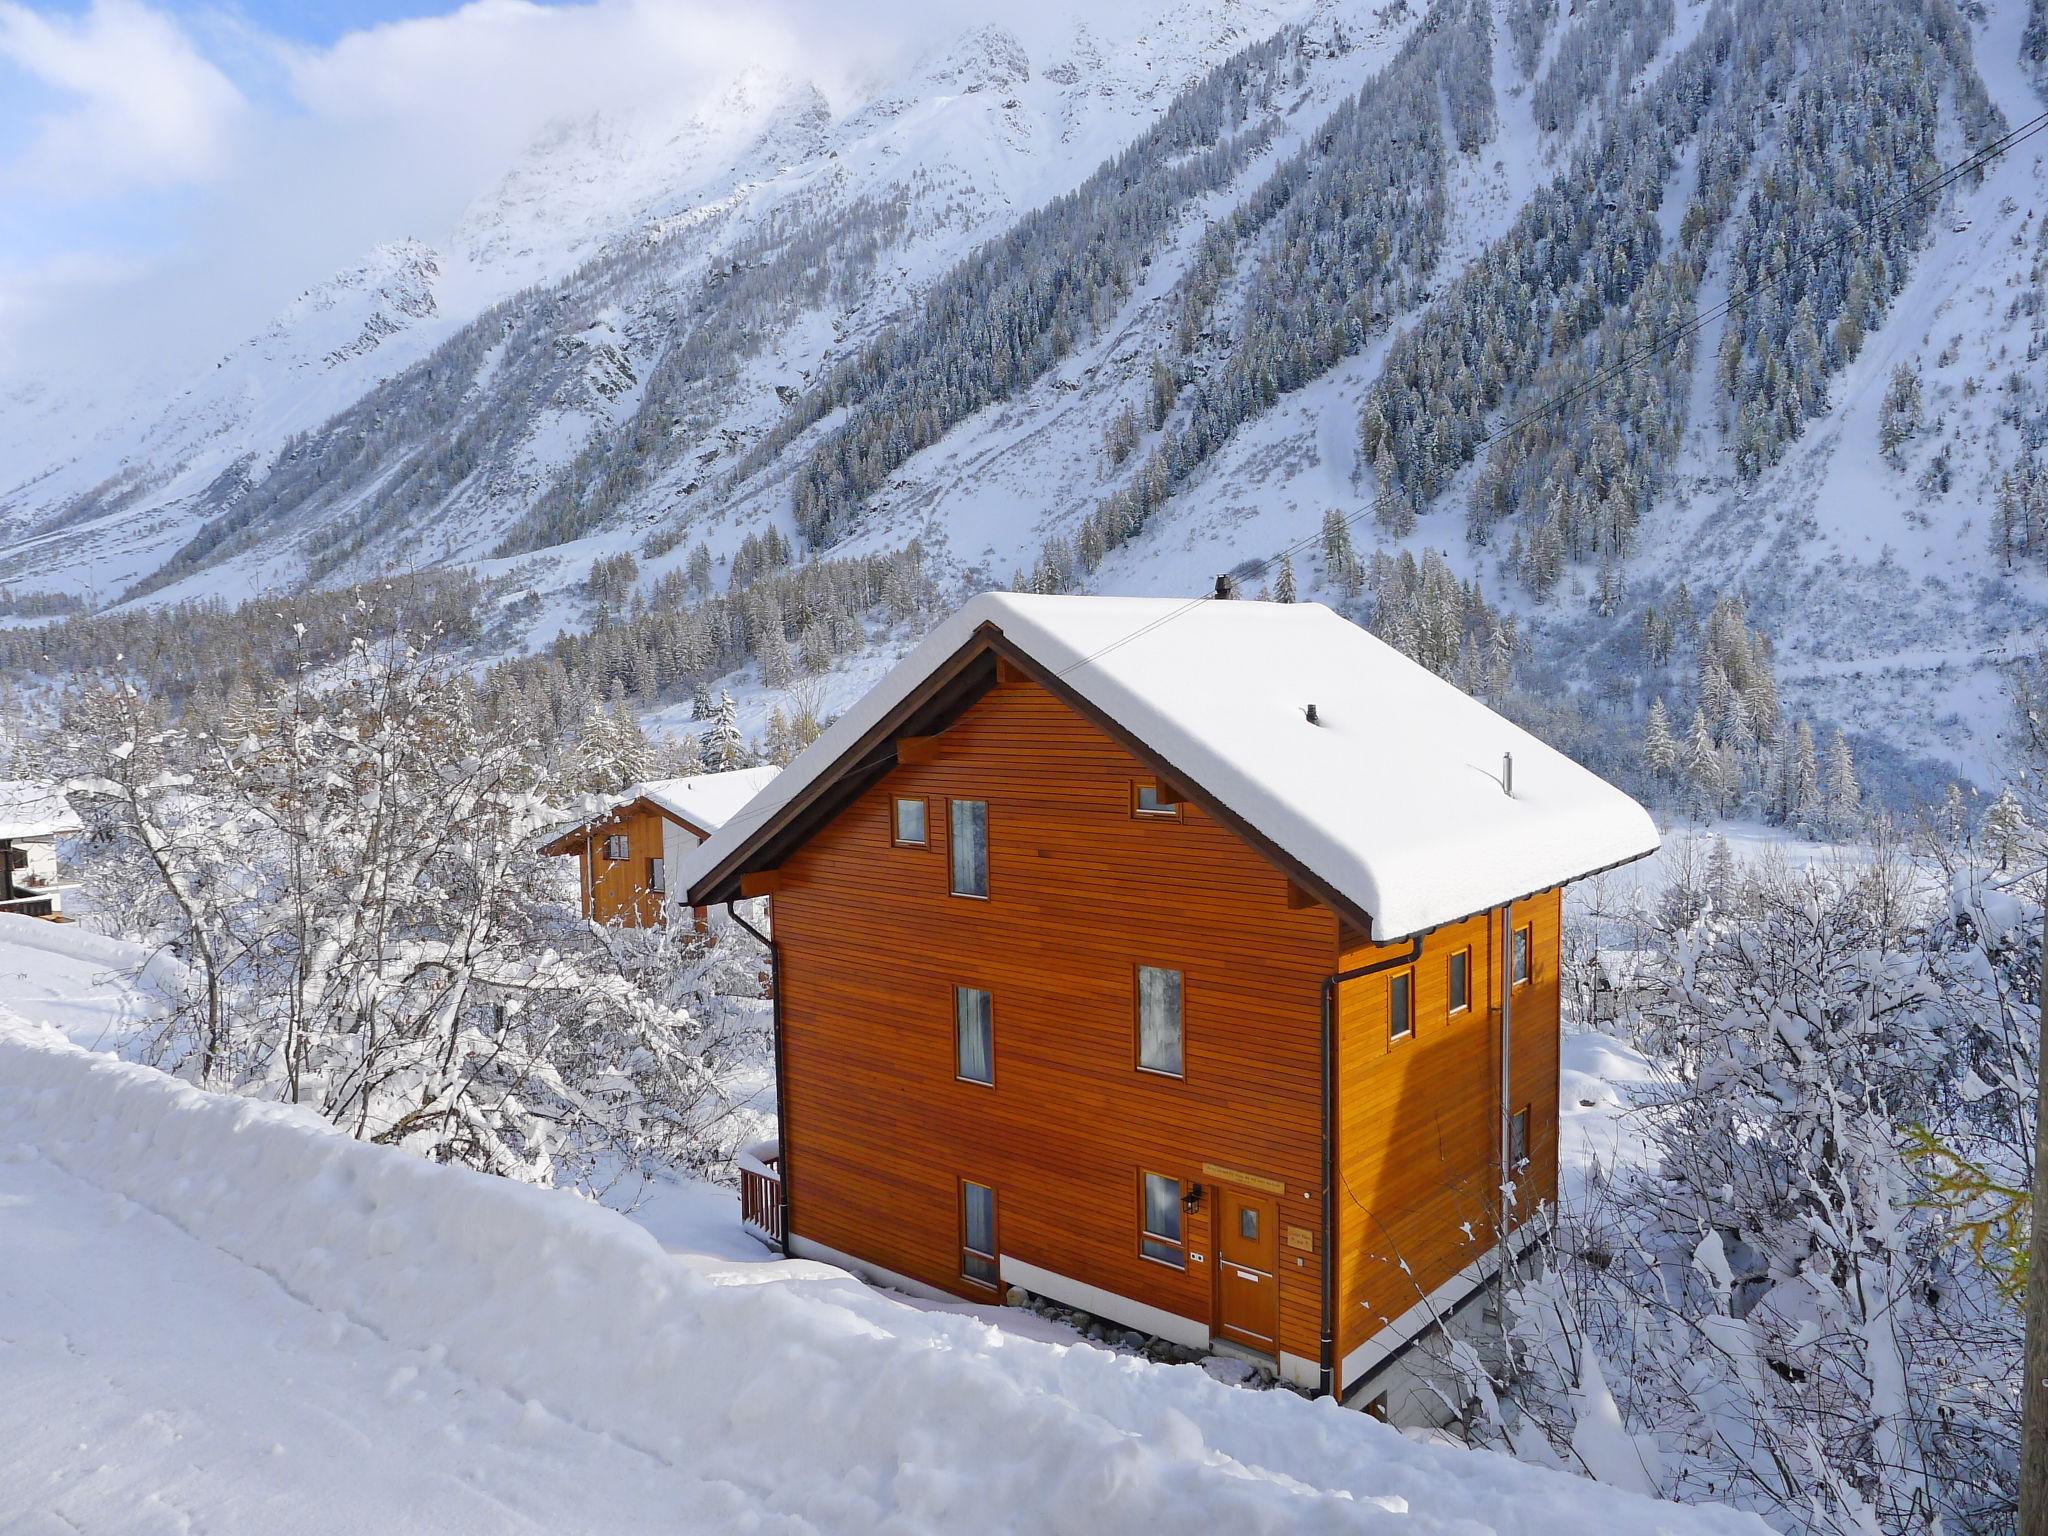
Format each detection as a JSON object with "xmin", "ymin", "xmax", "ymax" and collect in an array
[{"xmin": 0, "ymin": 917, "xmax": 1768, "ymax": 1536}]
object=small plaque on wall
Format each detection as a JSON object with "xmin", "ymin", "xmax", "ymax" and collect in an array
[{"xmin": 1285, "ymin": 1227, "xmax": 1316, "ymax": 1253}]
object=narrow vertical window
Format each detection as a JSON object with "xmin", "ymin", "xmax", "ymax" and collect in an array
[
  {"xmin": 954, "ymin": 986, "xmax": 993, "ymax": 1085},
  {"xmin": 960, "ymin": 1181, "xmax": 997, "ymax": 1286},
  {"xmin": 1509, "ymin": 1107, "xmax": 1530, "ymax": 1168},
  {"xmin": 1140, "ymin": 1172, "xmax": 1184, "ymax": 1267},
  {"xmin": 1136, "ymin": 965, "xmax": 1184, "ymax": 1076},
  {"xmin": 949, "ymin": 799, "xmax": 988, "ymax": 897},
  {"xmin": 1388, "ymin": 970, "xmax": 1413, "ymax": 1041},
  {"xmin": 1447, "ymin": 947, "xmax": 1470, "ymax": 1014},
  {"xmin": 893, "ymin": 796, "xmax": 927, "ymax": 846},
  {"xmin": 1512, "ymin": 924, "xmax": 1532, "ymax": 987},
  {"xmin": 648, "ymin": 857, "xmax": 666, "ymax": 894}
]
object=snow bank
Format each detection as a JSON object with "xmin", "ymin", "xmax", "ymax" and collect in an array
[
  {"xmin": 0, "ymin": 1016, "xmax": 1768, "ymax": 1535},
  {"xmin": 0, "ymin": 911, "xmax": 190, "ymax": 1001}
]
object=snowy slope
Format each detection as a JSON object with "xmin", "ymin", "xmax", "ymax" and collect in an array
[
  {"xmin": 0, "ymin": 0, "xmax": 2042, "ymax": 795},
  {"xmin": 0, "ymin": 994, "xmax": 1770, "ymax": 1535}
]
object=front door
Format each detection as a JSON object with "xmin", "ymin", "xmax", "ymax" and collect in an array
[{"xmin": 1213, "ymin": 1186, "xmax": 1279, "ymax": 1355}]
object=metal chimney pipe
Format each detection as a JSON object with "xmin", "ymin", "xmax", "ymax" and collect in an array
[{"xmin": 1502, "ymin": 751, "xmax": 1514, "ymax": 797}]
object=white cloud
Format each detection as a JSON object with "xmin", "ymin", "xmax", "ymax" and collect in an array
[
  {"xmin": 0, "ymin": 0, "xmax": 247, "ymax": 195},
  {"xmin": 0, "ymin": 0, "xmax": 1016, "ymax": 391}
]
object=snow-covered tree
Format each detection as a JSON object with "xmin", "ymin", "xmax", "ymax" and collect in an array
[
  {"xmin": 1641, "ymin": 696, "xmax": 1678, "ymax": 780},
  {"xmin": 1822, "ymin": 727, "xmax": 1862, "ymax": 837},
  {"xmin": 702, "ymin": 689, "xmax": 749, "ymax": 771},
  {"xmin": 1878, "ymin": 362, "xmax": 1924, "ymax": 463},
  {"xmin": 57, "ymin": 642, "xmax": 761, "ymax": 1188}
]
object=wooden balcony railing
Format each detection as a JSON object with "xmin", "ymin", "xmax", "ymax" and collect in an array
[{"xmin": 738, "ymin": 1139, "xmax": 782, "ymax": 1250}]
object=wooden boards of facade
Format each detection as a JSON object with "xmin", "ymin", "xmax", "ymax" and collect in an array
[{"xmin": 767, "ymin": 672, "xmax": 1564, "ymax": 1399}]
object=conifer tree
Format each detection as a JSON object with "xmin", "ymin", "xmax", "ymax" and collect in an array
[
  {"xmin": 703, "ymin": 689, "xmax": 748, "ymax": 771},
  {"xmin": 1822, "ymin": 728, "xmax": 1861, "ymax": 837},
  {"xmin": 1642, "ymin": 696, "xmax": 1678, "ymax": 780}
]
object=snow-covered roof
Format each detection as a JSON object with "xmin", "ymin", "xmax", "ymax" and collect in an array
[
  {"xmin": 680, "ymin": 594, "xmax": 1658, "ymax": 939},
  {"xmin": 540, "ymin": 765, "xmax": 783, "ymax": 855},
  {"xmin": 635, "ymin": 766, "xmax": 782, "ymax": 833},
  {"xmin": 0, "ymin": 781, "xmax": 83, "ymax": 842}
]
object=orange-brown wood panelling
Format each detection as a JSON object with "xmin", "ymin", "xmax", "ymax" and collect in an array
[
  {"xmin": 1330, "ymin": 887, "xmax": 1562, "ymax": 1387},
  {"xmin": 577, "ymin": 804, "xmax": 669, "ymax": 928},
  {"xmin": 769, "ymin": 678, "xmax": 1338, "ymax": 1365}
]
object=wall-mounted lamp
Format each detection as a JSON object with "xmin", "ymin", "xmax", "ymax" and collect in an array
[{"xmin": 1183, "ymin": 1182, "xmax": 1204, "ymax": 1214}]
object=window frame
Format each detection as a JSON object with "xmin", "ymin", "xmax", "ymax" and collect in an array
[
  {"xmin": 1446, "ymin": 946, "xmax": 1471, "ymax": 1016},
  {"xmin": 1387, "ymin": 967, "xmax": 1414, "ymax": 1043},
  {"xmin": 891, "ymin": 795, "xmax": 929, "ymax": 848},
  {"xmin": 602, "ymin": 832, "xmax": 630, "ymax": 862},
  {"xmin": 948, "ymin": 798, "xmax": 989, "ymax": 900},
  {"xmin": 1512, "ymin": 923, "xmax": 1533, "ymax": 988},
  {"xmin": 953, "ymin": 984, "xmax": 994, "ymax": 1087},
  {"xmin": 1129, "ymin": 780, "xmax": 1183, "ymax": 821},
  {"xmin": 959, "ymin": 1178, "xmax": 999, "ymax": 1290},
  {"xmin": 648, "ymin": 856, "xmax": 666, "ymax": 894},
  {"xmin": 1134, "ymin": 963, "xmax": 1185, "ymax": 1079},
  {"xmin": 1509, "ymin": 1106, "xmax": 1530, "ymax": 1169},
  {"xmin": 1138, "ymin": 1170, "xmax": 1186, "ymax": 1269}
]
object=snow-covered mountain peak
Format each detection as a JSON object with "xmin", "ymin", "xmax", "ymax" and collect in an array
[
  {"xmin": 910, "ymin": 23, "xmax": 1034, "ymax": 96},
  {"xmin": 263, "ymin": 238, "xmax": 442, "ymax": 372}
]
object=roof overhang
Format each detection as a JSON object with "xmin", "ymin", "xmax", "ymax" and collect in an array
[{"xmin": 538, "ymin": 794, "xmax": 709, "ymax": 858}]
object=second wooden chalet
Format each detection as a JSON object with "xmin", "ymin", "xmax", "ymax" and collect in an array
[
  {"xmin": 681, "ymin": 593, "xmax": 1657, "ymax": 1410},
  {"xmin": 541, "ymin": 765, "xmax": 780, "ymax": 928}
]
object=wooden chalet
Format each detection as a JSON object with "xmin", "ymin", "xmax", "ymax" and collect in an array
[
  {"xmin": 0, "ymin": 781, "xmax": 83, "ymax": 922},
  {"xmin": 681, "ymin": 594, "xmax": 1657, "ymax": 1407},
  {"xmin": 541, "ymin": 766, "xmax": 780, "ymax": 928}
]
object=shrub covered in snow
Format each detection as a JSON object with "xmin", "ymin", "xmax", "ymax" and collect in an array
[{"xmin": 51, "ymin": 636, "xmax": 764, "ymax": 1190}]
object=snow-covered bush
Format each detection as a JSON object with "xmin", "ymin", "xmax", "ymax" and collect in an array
[
  {"xmin": 53, "ymin": 639, "xmax": 764, "ymax": 1191},
  {"xmin": 1489, "ymin": 839, "xmax": 2035, "ymax": 1533}
]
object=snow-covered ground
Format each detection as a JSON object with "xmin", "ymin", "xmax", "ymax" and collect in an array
[{"xmin": 0, "ymin": 919, "xmax": 1769, "ymax": 1535}]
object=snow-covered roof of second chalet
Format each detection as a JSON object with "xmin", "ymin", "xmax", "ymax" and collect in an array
[
  {"xmin": 679, "ymin": 594, "xmax": 1658, "ymax": 940},
  {"xmin": 635, "ymin": 766, "xmax": 783, "ymax": 831},
  {"xmin": 0, "ymin": 780, "xmax": 84, "ymax": 842},
  {"xmin": 543, "ymin": 765, "xmax": 782, "ymax": 852}
]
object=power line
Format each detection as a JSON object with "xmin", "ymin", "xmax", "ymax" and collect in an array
[{"xmin": 1052, "ymin": 104, "xmax": 2048, "ymax": 682}]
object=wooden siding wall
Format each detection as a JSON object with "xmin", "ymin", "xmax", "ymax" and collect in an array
[
  {"xmin": 770, "ymin": 678, "xmax": 1340, "ymax": 1366},
  {"xmin": 1331, "ymin": 888, "xmax": 1562, "ymax": 1383},
  {"xmin": 578, "ymin": 804, "xmax": 669, "ymax": 928}
]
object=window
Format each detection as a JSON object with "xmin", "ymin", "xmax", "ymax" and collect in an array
[
  {"xmin": 1388, "ymin": 970, "xmax": 1413, "ymax": 1041},
  {"xmin": 949, "ymin": 800, "xmax": 988, "ymax": 897},
  {"xmin": 603, "ymin": 833, "xmax": 630, "ymax": 861},
  {"xmin": 960, "ymin": 1181, "xmax": 998, "ymax": 1287},
  {"xmin": 1131, "ymin": 781, "xmax": 1181, "ymax": 819},
  {"xmin": 954, "ymin": 986, "xmax": 993, "ymax": 1085},
  {"xmin": 1140, "ymin": 1172, "xmax": 1184, "ymax": 1267},
  {"xmin": 1239, "ymin": 1207, "xmax": 1259, "ymax": 1242},
  {"xmin": 1136, "ymin": 965, "xmax": 1184, "ymax": 1076},
  {"xmin": 648, "ymin": 857, "xmax": 666, "ymax": 894},
  {"xmin": 1509, "ymin": 1107, "xmax": 1530, "ymax": 1168},
  {"xmin": 1512, "ymin": 924, "xmax": 1532, "ymax": 987},
  {"xmin": 1447, "ymin": 947, "xmax": 1470, "ymax": 1014},
  {"xmin": 893, "ymin": 796, "xmax": 927, "ymax": 846}
]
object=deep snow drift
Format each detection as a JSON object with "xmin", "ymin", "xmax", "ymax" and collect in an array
[{"xmin": 0, "ymin": 984, "xmax": 1767, "ymax": 1534}]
